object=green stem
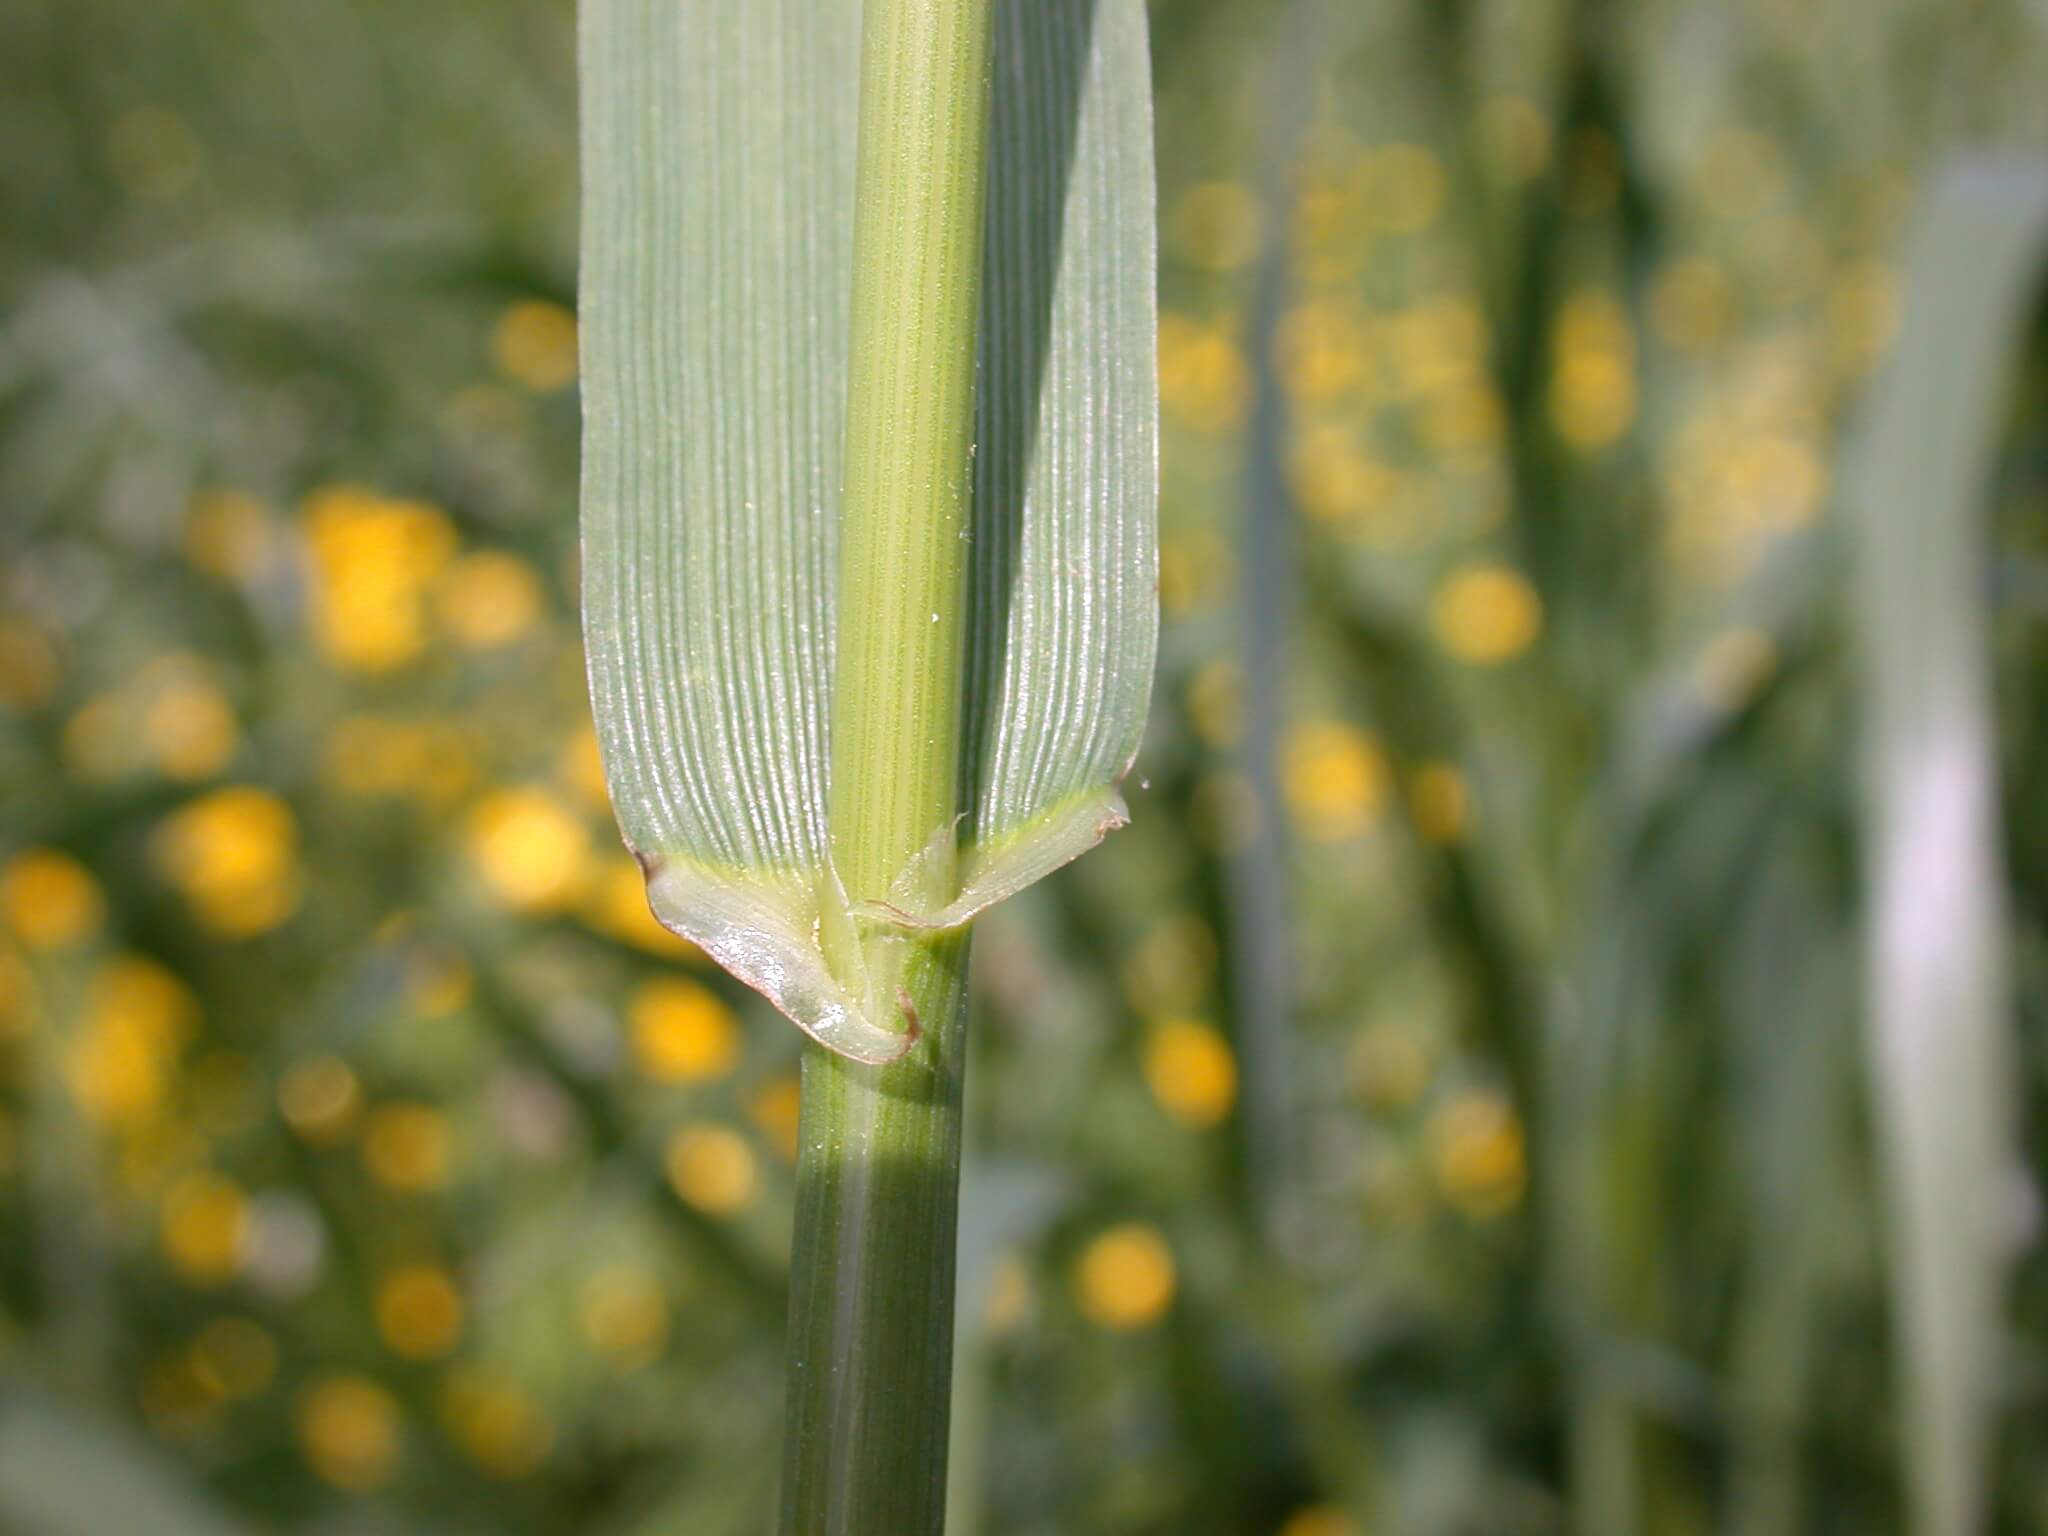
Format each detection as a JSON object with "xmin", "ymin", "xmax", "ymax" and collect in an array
[{"xmin": 780, "ymin": 1, "xmax": 994, "ymax": 1532}]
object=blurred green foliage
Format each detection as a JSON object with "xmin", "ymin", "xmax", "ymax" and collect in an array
[{"xmin": 3, "ymin": 0, "xmax": 2048, "ymax": 1532}]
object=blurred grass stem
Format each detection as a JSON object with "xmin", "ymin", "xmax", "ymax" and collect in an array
[{"xmin": 779, "ymin": 1, "xmax": 994, "ymax": 1531}]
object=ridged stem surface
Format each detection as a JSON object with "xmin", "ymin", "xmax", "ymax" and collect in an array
[{"xmin": 779, "ymin": 1, "xmax": 994, "ymax": 1532}]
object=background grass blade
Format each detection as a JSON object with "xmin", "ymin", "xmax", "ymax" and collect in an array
[{"xmin": 1846, "ymin": 157, "xmax": 2048, "ymax": 1536}]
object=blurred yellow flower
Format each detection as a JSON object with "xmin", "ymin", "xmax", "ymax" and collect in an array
[
  {"xmin": 746, "ymin": 1074, "xmax": 803, "ymax": 1163},
  {"xmin": 152, "ymin": 787, "xmax": 302, "ymax": 938},
  {"xmin": 1169, "ymin": 180, "xmax": 1262, "ymax": 271},
  {"xmin": 465, "ymin": 787, "xmax": 591, "ymax": 912},
  {"xmin": 1143, "ymin": 1019, "xmax": 1237, "ymax": 1129},
  {"xmin": 1157, "ymin": 529, "xmax": 1234, "ymax": 616},
  {"xmin": 363, "ymin": 1102, "xmax": 452, "ymax": 1192},
  {"xmin": 559, "ymin": 725, "xmax": 611, "ymax": 810},
  {"xmin": 491, "ymin": 299, "xmax": 579, "ymax": 393},
  {"xmin": 1120, "ymin": 914, "xmax": 1217, "ymax": 1018},
  {"xmin": 1649, "ymin": 258, "xmax": 1734, "ymax": 353},
  {"xmin": 437, "ymin": 549, "xmax": 545, "ymax": 650},
  {"xmin": 984, "ymin": 1254, "xmax": 1032, "ymax": 1334},
  {"xmin": 141, "ymin": 669, "xmax": 237, "ymax": 781},
  {"xmin": 1, "ymin": 848, "xmax": 104, "ymax": 950},
  {"xmin": 1280, "ymin": 1506, "xmax": 1361, "ymax": 1536},
  {"xmin": 579, "ymin": 1265, "xmax": 669, "ymax": 1370},
  {"xmin": 1185, "ymin": 660, "xmax": 1243, "ymax": 750},
  {"xmin": 376, "ymin": 1263, "xmax": 465, "ymax": 1360},
  {"xmin": 301, "ymin": 485, "xmax": 457, "ymax": 673},
  {"xmin": 278, "ymin": 1055, "xmax": 361, "ymax": 1144},
  {"xmin": 1828, "ymin": 260, "xmax": 1900, "ymax": 377},
  {"xmin": 1275, "ymin": 301, "xmax": 1369, "ymax": 401},
  {"xmin": 665, "ymin": 1123, "xmax": 757, "ymax": 1215},
  {"xmin": 1429, "ymin": 563, "xmax": 1542, "ymax": 665},
  {"xmin": 322, "ymin": 715, "xmax": 478, "ymax": 807},
  {"xmin": 441, "ymin": 1369, "xmax": 554, "ymax": 1478},
  {"xmin": 160, "ymin": 1172, "xmax": 248, "ymax": 1285},
  {"xmin": 298, "ymin": 1374, "xmax": 401, "ymax": 1491},
  {"xmin": 1350, "ymin": 1025, "xmax": 1431, "ymax": 1112},
  {"xmin": 184, "ymin": 488, "xmax": 276, "ymax": 583},
  {"xmin": 584, "ymin": 857, "xmax": 700, "ymax": 959},
  {"xmin": 0, "ymin": 618, "xmax": 58, "ymax": 711},
  {"xmin": 1074, "ymin": 1223, "xmax": 1176, "ymax": 1332},
  {"xmin": 1430, "ymin": 1091, "xmax": 1527, "ymax": 1218},
  {"xmin": 192, "ymin": 1316, "xmax": 277, "ymax": 1399},
  {"xmin": 629, "ymin": 977, "xmax": 740, "ymax": 1083},
  {"xmin": 1281, "ymin": 720, "xmax": 1389, "ymax": 843},
  {"xmin": 67, "ymin": 956, "xmax": 199, "ymax": 1129},
  {"xmin": 1549, "ymin": 290, "xmax": 1637, "ymax": 450},
  {"xmin": 1158, "ymin": 313, "xmax": 1249, "ymax": 434},
  {"xmin": 1410, "ymin": 761, "xmax": 1470, "ymax": 845}
]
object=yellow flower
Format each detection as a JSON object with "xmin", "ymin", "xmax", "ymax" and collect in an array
[
  {"xmin": 1648, "ymin": 259, "xmax": 1734, "ymax": 353},
  {"xmin": 66, "ymin": 956, "xmax": 198, "ymax": 1128},
  {"xmin": 584, "ymin": 857, "xmax": 700, "ymax": 959},
  {"xmin": 1350, "ymin": 1025, "xmax": 1431, "ymax": 1112},
  {"xmin": 300, "ymin": 485, "xmax": 457, "ymax": 673},
  {"xmin": 0, "ymin": 618, "xmax": 58, "ymax": 711},
  {"xmin": 1119, "ymin": 915, "xmax": 1218, "ymax": 1018},
  {"xmin": 665, "ymin": 1123, "xmax": 757, "ymax": 1215},
  {"xmin": 141, "ymin": 669, "xmax": 237, "ymax": 781},
  {"xmin": 437, "ymin": 550, "xmax": 546, "ymax": 650},
  {"xmin": 1280, "ymin": 1506, "xmax": 1361, "ymax": 1536},
  {"xmin": 160, "ymin": 1172, "xmax": 248, "ymax": 1285},
  {"xmin": 491, "ymin": 299, "xmax": 579, "ymax": 393},
  {"xmin": 298, "ymin": 1374, "xmax": 402, "ymax": 1491},
  {"xmin": 1, "ymin": 849, "xmax": 104, "ymax": 950},
  {"xmin": 1158, "ymin": 314, "xmax": 1249, "ymax": 434},
  {"xmin": 1429, "ymin": 563, "xmax": 1542, "ymax": 665},
  {"xmin": 746, "ymin": 1075, "xmax": 803, "ymax": 1163},
  {"xmin": 363, "ymin": 1102, "xmax": 452, "ymax": 1192},
  {"xmin": 1143, "ymin": 1020, "xmax": 1237, "ymax": 1129},
  {"xmin": 1548, "ymin": 291, "xmax": 1637, "ymax": 450},
  {"xmin": 321, "ymin": 715, "xmax": 478, "ymax": 807},
  {"xmin": 629, "ymin": 977, "xmax": 740, "ymax": 1083},
  {"xmin": 1281, "ymin": 720, "xmax": 1389, "ymax": 843},
  {"xmin": 579, "ymin": 1265, "xmax": 669, "ymax": 1370},
  {"xmin": 191, "ymin": 1316, "xmax": 277, "ymax": 1400},
  {"xmin": 278, "ymin": 1056, "xmax": 361, "ymax": 1143},
  {"xmin": 1430, "ymin": 1091, "xmax": 1527, "ymax": 1218},
  {"xmin": 376, "ymin": 1263, "xmax": 465, "ymax": 1360},
  {"xmin": 152, "ymin": 787, "xmax": 302, "ymax": 938},
  {"xmin": 465, "ymin": 787, "xmax": 590, "ymax": 912},
  {"xmin": 184, "ymin": 489, "xmax": 275, "ymax": 583},
  {"xmin": 1410, "ymin": 761, "xmax": 1470, "ymax": 845},
  {"xmin": 1074, "ymin": 1223, "xmax": 1176, "ymax": 1332},
  {"xmin": 1184, "ymin": 660, "xmax": 1243, "ymax": 749},
  {"xmin": 441, "ymin": 1369, "xmax": 554, "ymax": 1478},
  {"xmin": 558, "ymin": 726, "xmax": 611, "ymax": 810}
]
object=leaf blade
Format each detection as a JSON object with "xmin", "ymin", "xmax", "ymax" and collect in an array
[{"xmin": 580, "ymin": 0, "xmax": 1157, "ymax": 1059}]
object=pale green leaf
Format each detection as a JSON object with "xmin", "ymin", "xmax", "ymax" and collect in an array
[
  {"xmin": 580, "ymin": 0, "xmax": 1156, "ymax": 1062},
  {"xmin": 1846, "ymin": 157, "xmax": 2048, "ymax": 1536}
]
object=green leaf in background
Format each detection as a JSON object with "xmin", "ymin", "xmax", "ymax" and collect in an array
[
  {"xmin": 579, "ymin": 0, "xmax": 1157, "ymax": 1064},
  {"xmin": 1846, "ymin": 157, "xmax": 2048, "ymax": 1536}
]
